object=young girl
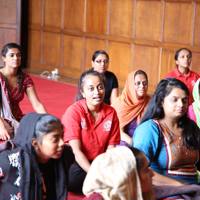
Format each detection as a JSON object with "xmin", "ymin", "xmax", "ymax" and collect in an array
[
  {"xmin": 165, "ymin": 48, "xmax": 199, "ymax": 104},
  {"xmin": 62, "ymin": 69, "xmax": 120, "ymax": 194},
  {"xmin": 0, "ymin": 112, "xmax": 74, "ymax": 200},
  {"xmin": 0, "ymin": 43, "xmax": 46, "ymax": 140}
]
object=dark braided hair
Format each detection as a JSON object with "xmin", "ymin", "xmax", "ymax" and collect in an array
[{"xmin": 1, "ymin": 43, "xmax": 24, "ymax": 92}]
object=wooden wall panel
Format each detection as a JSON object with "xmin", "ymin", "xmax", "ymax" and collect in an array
[
  {"xmin": 133, "ymin": 45, "xmax": 160, "ymax": 92},
  {"xmin": 109, "ymin": 0, "xmax": 133, "ymax": 37},
  {"xmin": 163, "ymin": 2, "xmax": 193, "ymax": 44},
  {"xmin": 191, "ymin": 52, "xmax": 200, "ymax": 72},
  {"xmin": 44, "ymin": 0, "xmax": 62, "ymax": 28},
  {"xmin": 64, "ymin": 0, "xmax": 84, "ymax": 31},
  {"xmin": 27, "ymin": 0, "xmax": 200, "ymax": 92},
  {"xmin": 194, "ymin": 3, "xmax": 200, "ymax": 47},
  {"xmin": 0, "ymin": 1, "xmax": 17, "ymax": 24},
  {"xmin": 28, "ymin": 30, "xmax": 41, "ymax": 63},
  {"xmin": 0, "ymin": 29, "xmax": 16, "ymax": 48},
  {"xmin": 42, "ymin": 32, "xmax": 61, "ymax": 67},
  {"xmin": 135, "ymin": 0, "xmax": 162, "ymax": 41},
  {"xmin": 29, "ymin": 0, "xmax": 42, "ymax": 26},
  {"xmin": 86, "ymin": 0, "xmax": 107, "ymax": 34},
  {"xmin": 0, "ymin": 0, "xmax": 21, "ymax": 66},
  {"xmin": 160, "ymin": 48, "xmax": 175, "ymax": 79},
  {"xmin": 62, "ymin": 35, "xmax": 84, "ymax": 78},
  {"xmin": 108, "ymin": 42, "xmax": 131, "ymax": 85}
]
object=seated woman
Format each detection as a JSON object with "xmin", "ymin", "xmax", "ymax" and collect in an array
[
  {"xmin": 0, "ymin": 43, "xmax": 47, "ymax": 141},
  {"xmin": 82, "ymin": 146, "xmax": 155, "ymax": 200},
  {"xmin": 133, "ymin": 78, "xmax": 200, "ymax": 185},
  {"xmin": 165, "ymin": 48, "xmax": 199, "ymax": 104},
  {"xmin": 91, "ymin": 50, "xmax": 119, "ymax": 104},
  {"xmin": 0, "ymin": 112, "xmax": 74, "ymax": 200},
  {"xmin": 112, "ymin": 70, "xmax": 150, "ymax": 146},
  {"xmin": 62, "ymin": 69, "xmax": 120, "ymax": 194},
  {"xmin": 188, "ymin": 78, "xmax": 200, "ymax": 128}
]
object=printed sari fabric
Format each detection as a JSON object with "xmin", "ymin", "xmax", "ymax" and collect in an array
[{"xmin": 0, "ymin": 72, "xmax": 34, "ymax": 121}]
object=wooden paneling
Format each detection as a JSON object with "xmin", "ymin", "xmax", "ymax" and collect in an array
[
  {"xmin": 0, "ymin": 29, "xmax": 17, "ymax": 48},
  {"xmin": 0, "ymin": 0, "xmax": 17, "ymax": 24},
  {"xmin": 133, "ymin": 45, "xmax": 160, "ymax": 92},
  {"xmin": 27, "ymin": 0, "xmax": 200, "ymax": 92},
  {"xmin": 44, "ymin": 0, "xmax": 62, "ymax": 29},
  {"xmin": 194, "ymin": 3, "xmax": 200, "ymax": 47},
  {"xmin": 62, "ymin": 35, "xmax": 84, "ymax": 78},
  {"xmin": 86, "ymin": 0, "xmax": 107, "ymax": 34},
  {"xmin": 160, "ymin": 48, "xmax": 175, "ymax": 79},
  {"xmin": 135, "ymin": 0, "xmax": 162, "ymax": 41},
  {"xmin": 64, "ymin": 0, "xmax": 85, "ymax": 31},
  {"xmin": 109, "ymin": 0, "xmax": 133, "ymax": 37},
  {"xmin": 28, "ymin": 30, "xmax": 41, "ymax": 63},
  {"xmin": 163, "ymin": 1, "xmax": 193, "ymax": 44},
  {"xmin": 0, "ymin": 0, "xmax": 22, "ymax": 66},
  {"xmin": 108, "ymin": 41, "xmax": 131, "ymax": 85},
  {"xmin": 42, "ymin": 32, "xmax": 61, "ymax": 67},
  {"xmin": 191, "ymin": 51, "xmax": 200, "ymax": 72},
  {"xmin": 29, "ymin": 0, "xmax": 42, "ymax": 26}
]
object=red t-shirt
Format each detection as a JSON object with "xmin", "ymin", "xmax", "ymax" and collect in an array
[
  {"xmin": 62, "ymin": 99, "xmax": 120, "ymax": 161},
  {"xmin": 165, "ymin": 67, "xmax": 200, "ymax": 104}
]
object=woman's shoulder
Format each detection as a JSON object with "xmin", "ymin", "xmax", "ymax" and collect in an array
[
  {"xmin": 135, "ymin": 119, "xmax": 160, "ymax": 135},
  {"xmin": 64, "ymin": 99, "xmax": 87, "ymax": 115},
  {"xmin": 137, "ymin": 119, "xmax": 157, "ymax": 128},
  {"xmin": 104, "ymin": 71, "xmax": 117, "ymax": 78}
]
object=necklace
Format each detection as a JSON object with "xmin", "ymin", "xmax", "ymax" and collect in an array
[{"xmin": 160, "ymin": 121, "xmax": 182, "ymax": 141}]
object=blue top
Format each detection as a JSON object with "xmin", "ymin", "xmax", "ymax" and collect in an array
[{"xmin": 132, "ymin": 119, "xmax": 199, "ymax": 184}]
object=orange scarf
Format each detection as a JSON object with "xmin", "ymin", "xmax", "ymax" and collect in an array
[{"xmin": 112, "ymin": 71, "xmax": 150, "ymax": 129}]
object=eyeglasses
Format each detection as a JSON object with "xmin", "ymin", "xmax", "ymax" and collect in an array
[
  {"xmin": 134, "ymin": 81, "xmax": 148, "ymax": 87},
  {"xmin": 95, "ymin": 60, "xmax": 109, "ymax": 64}
]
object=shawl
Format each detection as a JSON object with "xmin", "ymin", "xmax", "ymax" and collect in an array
[
  {"xmin": 112, "ymin": 71, "xmax": 150, "ymax": 129},
  {"xmin": 154, "ymin": 184, "xmax": 200, "ymax": 200},
  {"xmin": 192, "ymin": 79, "xmax": 200, "ymax": 127},
  {"xmin": 0, "ymin": 112, "xmax": 73, "ymax": 200},
  {"xmin": 0, "ymin": 75, "xmax": 19, "ymax": 133},
  {"xmin": 83, "ymin": 146, "xmax": 143, "ymax": 200}
]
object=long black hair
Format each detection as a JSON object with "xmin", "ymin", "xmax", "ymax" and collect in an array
[
  {"xmin": 92, "ymin": 50, "xmax": 109, "ymax": 62},
  {"xmin": 76, "ymin": 68, "xmax": 105, "ymax": 101},
  {"xmin": 141, "ymin": 78, "xmax": 200, "ymax": 149},
  {"xmin": 1, "ymin": 42, "xmax": 24, "ymax": 92}
]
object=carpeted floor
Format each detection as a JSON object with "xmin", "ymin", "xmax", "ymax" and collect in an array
[{"xmin": 20, "ymin": 74, "xmax": 77, "ymax": 118}]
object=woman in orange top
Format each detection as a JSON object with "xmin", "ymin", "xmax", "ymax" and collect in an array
[{"xmin": 112, "ymin": 70, "xmax": 150, "ymax": 146}]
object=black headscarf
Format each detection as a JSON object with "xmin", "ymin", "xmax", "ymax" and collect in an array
[{"xmin": 0, "ymin": 112, "xmax": 74, "ymax": 200}]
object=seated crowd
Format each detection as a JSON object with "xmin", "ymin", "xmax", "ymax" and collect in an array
[{"xmin": 1, "ymin": 43, "xmax": 200, "ymax": 200}]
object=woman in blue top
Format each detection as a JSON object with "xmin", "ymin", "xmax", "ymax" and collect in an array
[{"xmin": 133, "ymin": 78, "xmax": 200, "ymax": 186}]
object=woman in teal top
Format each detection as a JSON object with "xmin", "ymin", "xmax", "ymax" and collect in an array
[{"xmin": 133, "ymin": 78, "xmax": 200, "ymax": 185}]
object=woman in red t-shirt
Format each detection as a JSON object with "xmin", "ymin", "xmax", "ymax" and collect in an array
[{"xmin": 62, "ymin": 69, "xmax": 120, "ymax": 194}]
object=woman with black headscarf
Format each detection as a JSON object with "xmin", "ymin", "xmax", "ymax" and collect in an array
[{"xmin": 0, "ymin": 112, "xmax": 74, "ymax": 200}]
